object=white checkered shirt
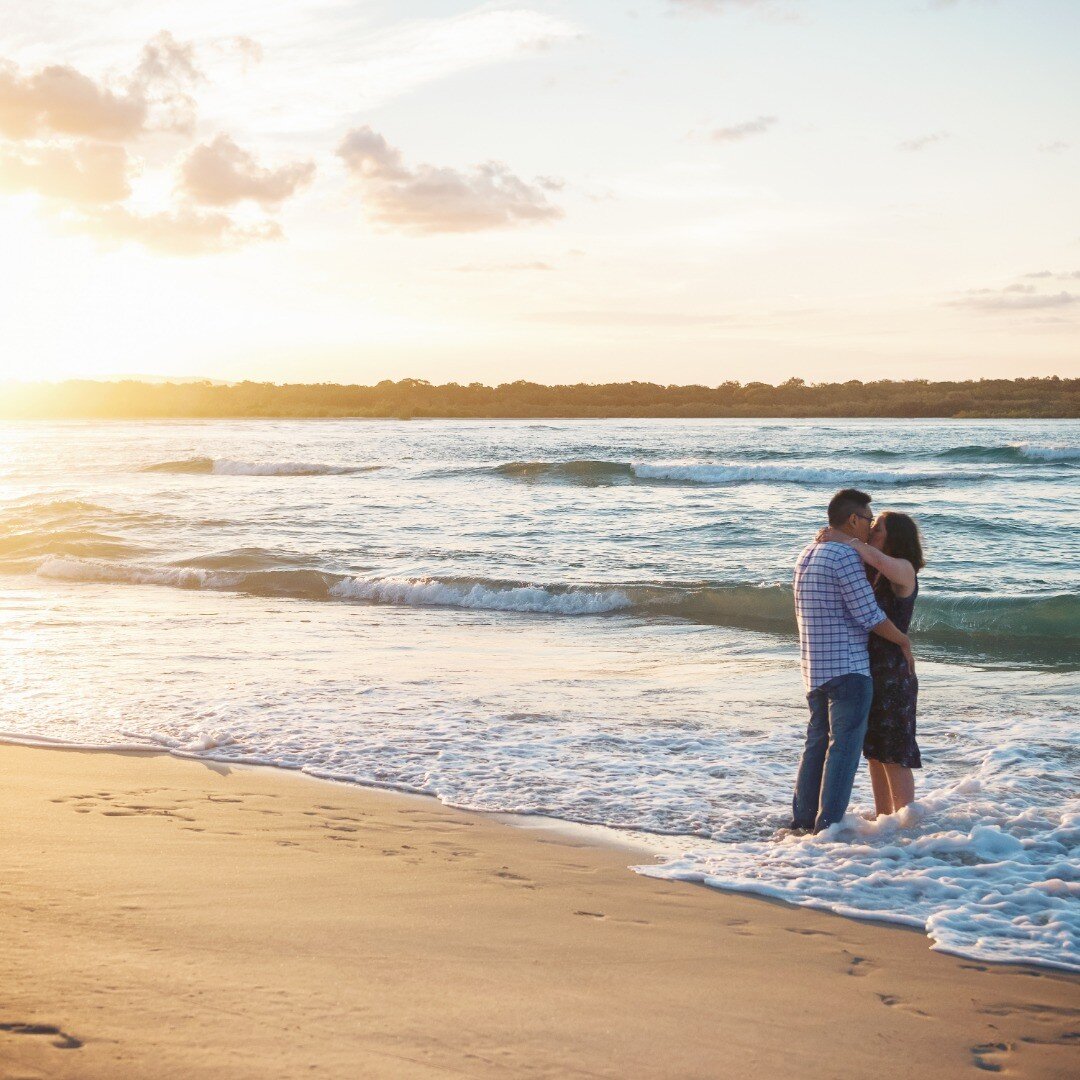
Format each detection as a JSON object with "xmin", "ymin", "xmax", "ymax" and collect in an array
[{"xmin": 793, "ymin": 541, "xmax": 887, "ymax": 692}]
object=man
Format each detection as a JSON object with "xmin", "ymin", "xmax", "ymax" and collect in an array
[{"xmin": 792, "ymin": 488, "xmax": 915, "ymax": 833}]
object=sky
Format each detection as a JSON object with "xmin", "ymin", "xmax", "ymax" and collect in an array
[{"xmin": 0, "ymin": 0, "xmax": 1077, "ymax": 387}]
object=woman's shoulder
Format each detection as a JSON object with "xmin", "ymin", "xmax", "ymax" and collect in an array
[
  {"xmin": 894, "ymin": 569, "xmax": 918, "ymax": 601},
  {"xmin": 876, "ymin": 567, "xmax": 918, "ymax": 600}
]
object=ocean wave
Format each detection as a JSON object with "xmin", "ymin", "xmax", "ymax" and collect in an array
[
  {"xmin": 0, "ymin": 498, "xmax": 148, "ymax": 528},
  {"xmin": 631, "ymin": 462, "xmax": 948, "ymax": 485},
  {"xmin": 330, "ymin": 575, "xmax": 631, "ymax": 615},
  {"xmin": 37, "ymin": 557, "xmax": 335, "ymax": 599},
  {"xmin": 0, "ymin": 529, "xmax": 143, "ymax": 564},
  {"xmin": 936, "ymin": 443, "xmax": 1080, "ymax": 464},
  {"xmin": 35, "ymin": 559, "xmax": 631, "ymax": 615},
  {"xmin": 39, "ymin": 557, "xmax": 243, "ymax": 591},
  {"xmin": 487, "ymin": 459, "xmax": 959, "ymax": 486},
  {"xmin": 141, "ymin": 457, "xmax": 382, "ymax": 476},
  {"xmin": 623, "ymin": 584, "xmax": 1080, "ymax": 661},
  {"xmin": 33, "ymin": 558, "xmax": 1077, "ymax": 665},
  {"xmin": 490, "ymin": 460, "xmax": 635, "ymax": 483},
  {"xmin": 730, "ymin": 443, "xmax": 1079, "ymax": 465}
]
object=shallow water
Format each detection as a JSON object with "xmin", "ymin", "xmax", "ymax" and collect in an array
[{"xmin": 1, "ymin": 417, "xmax": 1077, "ymax": 969}]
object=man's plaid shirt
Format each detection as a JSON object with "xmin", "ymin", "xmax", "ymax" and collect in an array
[{"xmin": 793, "ymin": 541, "xmax": 887, "ymax": 692}]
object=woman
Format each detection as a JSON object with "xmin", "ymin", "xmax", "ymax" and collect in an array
[{"xmin": 816, "ymin": 511, "xmax": 925, "ymax": 817}]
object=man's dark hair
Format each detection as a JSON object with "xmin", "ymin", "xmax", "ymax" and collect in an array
[{"xmin": 827, "ymin": 488, "xmax": 872, "ymax": 527}]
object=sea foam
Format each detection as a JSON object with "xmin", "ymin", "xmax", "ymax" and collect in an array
[
  {"xmin": 329, "ymin": 575, "xmax": 631, "ymax": 615},
  {"xmin": 634, "ymin": 751, "xmax": 1080, "ymax": 971}
]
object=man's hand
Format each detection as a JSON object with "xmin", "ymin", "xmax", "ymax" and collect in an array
[
  {"xmin": 815, "ymin": 526, "xmax": 851, "ymax": 545},
  {"xmin": 900, "ymin": 637, "xmax": 916, "ymax": 677}
]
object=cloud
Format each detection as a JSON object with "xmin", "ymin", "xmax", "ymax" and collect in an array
[
  {"xmin": 0, "ymin": 34, "xmax": 292, "ymax": 258},
  {"xmin": 1039, "ymin": 141, "xmax": 1069, "ymax": 153},
  {"xmin": 179, "ymin": 134, "xmax": 314, "ymax": 207},
  {"xmin": 947, "ymin": 288, "xmax": 1078, "ymax": 312},
  {"xmin": 0, "ymin": 31, "xmax": 200, "ymax": 142},
  {"xmin": 0, "ymin": 142, "xmax": 132, "ymax": 203},
  {"xmin": 72, "ymin": 205, "xmax": 282, "ymax": 256},
  {"xmin": 128, "ymin": 30, "xmax": 202, "ymax": 136},
  {"xmin": 1023, "ymin": 269, "xmax": 1080, "ymax": 281},
  {"xmin": 898, "ymin": 132, "xmax": 949, "ymax": 152},
  {"xmin": 337, "ymin": 126, "xmax": 562, "ymax": 234},
  {"xmin": 0, "ymin": 62, "xmax": 146, "ymax": 141},
  {"xmin": 709, "ymin": 116, "xmax": 778, "ymax": 143},
  {"xmin": 232, "ymin": 36, "xmax": 264, "ymax": 70}
]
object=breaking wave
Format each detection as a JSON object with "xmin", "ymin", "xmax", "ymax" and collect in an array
[
  {"xmin": 33, "ymin": 557, "xmax": 1078, "ymax": 666},
  {"xmin": 141, "ymin": 457, "xmax": 382, "ymax": 476},
  {"xmin": 329, "ymin": 575, "xmax": 631, "ymax": 615},
  {"xmin": 934, "ymin": 443, "xmax": 1080, "ymax": 464},
  {"xmin": 487, "ymin": 460, "xmax": 960, "ymax": 486}
]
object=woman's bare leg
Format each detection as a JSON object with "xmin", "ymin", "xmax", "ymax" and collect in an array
[
  {"xmin": 868, "ymin": 759, "xmax": 893, "ymax": 816},
  {"xmin": 883, "ymin": 764, "xmax": 915, "ymax": 811}
]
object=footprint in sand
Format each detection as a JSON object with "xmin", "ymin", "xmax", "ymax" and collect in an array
[
  {"xmin": 971, "ymin": 1041, "xmax": 1013, "ymax": 1072},
  {"xmin": 0, "ymin": 1022, "xmax": 82, "ymax": 1050},
  {"xmin": 724, "ymin": 918, "xmax": 753, "ymax": 936},
  {"xmin": 842, "ymin": 951, "xmax": 875, "ymax": 977},
  {"xmin": 493, "ymin": 868, "xmax": 536, "ymax": 889},
  {"xmin": 877, "ymin": 993, "xmax": 931, "ymax": 1019}
]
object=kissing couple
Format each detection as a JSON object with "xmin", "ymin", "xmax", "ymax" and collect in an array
[{"xmin": 791, "ymin": 488, "xmax": 925, "ymax": 834}]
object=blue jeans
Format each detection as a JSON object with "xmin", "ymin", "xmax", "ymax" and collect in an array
[{"xmin": 792, "ymin": 673, "xmax": 874, "ymax": 833}]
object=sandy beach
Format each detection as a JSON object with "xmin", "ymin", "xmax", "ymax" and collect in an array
[{"xmin": 0, "ymin": 744, "xmax": 1075, "ymax": 1079}]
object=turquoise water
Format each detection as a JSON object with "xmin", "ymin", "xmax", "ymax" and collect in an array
[{"xmin": 0, "ymin": 418, "xmax": 1077, "ymax": 968}]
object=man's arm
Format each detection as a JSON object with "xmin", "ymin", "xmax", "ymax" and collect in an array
[
  {"xmin": 816, "ymin": 529, "xmax": 916, "ymax": 595},
  {"xmin": 871, "ymin": 616, "xmax": 916, "ymax": 675},
  {"xmin": 834, "ymin": 548, "xmax": 887, "ymax": 631},
  {"xmin": 834, "ymin": 548, "xmax": 916, "ymax": 674}
]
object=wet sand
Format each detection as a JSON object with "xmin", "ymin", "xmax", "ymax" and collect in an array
[{"xmin": 1, "ymin": 744, "xmax": 1076, "ymax": 1079}]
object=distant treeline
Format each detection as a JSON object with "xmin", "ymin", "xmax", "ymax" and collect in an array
[{"xmin": 2, "ymin": 376, "xmax": 1077, "ymax": 419}]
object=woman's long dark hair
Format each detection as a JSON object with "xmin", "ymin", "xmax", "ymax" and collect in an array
[{"xmin": 879, "ymin": 511, "xmax": 925, "ymax": 572}]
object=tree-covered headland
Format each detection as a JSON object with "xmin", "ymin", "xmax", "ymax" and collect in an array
[{"xmin": 1, "ymin": 376, "xmax": 1076, "ymax": 419}]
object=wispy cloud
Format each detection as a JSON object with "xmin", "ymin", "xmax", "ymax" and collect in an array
[
  {"xmin": 337, "ymin": 126, "xmax": 563, "ymax": 234},
  {"xmin": 708, "ymin": 115, "xmax": 778, "ymax": 143},
  {"xmin": 1022, "ymin": 269, "xmax": 1080, "ymax": 280},
  {"xmin": 179, "ymin": 133, "xmax": 314, "ymax": 207},
  {"xmin": 321, "ymin": 8, "xmax": 581, "ymax": 114},
  {"xmin": 898, "ymin": 131, "xmax": 950, "ymax": 152},
  {"xmin": 947, "ymin": 286, "xmax": 1078, "ymax": 312}
]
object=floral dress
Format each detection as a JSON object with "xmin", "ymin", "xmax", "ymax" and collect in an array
[{"xmin": 864, "ymin": 574, "xmax": 922, "ymax": 768}]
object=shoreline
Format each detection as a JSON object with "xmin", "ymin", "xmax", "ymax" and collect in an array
[
  {"xmin": 3, "ymin": 743, "xmax": 1076, "ymax": 1079},
  {"xmin": 3, "ymin": 734, "xmax": 1075, "ymax": 973}
]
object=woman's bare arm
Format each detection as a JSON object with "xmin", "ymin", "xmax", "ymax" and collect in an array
[{"xmin": 815, "ymin": 527, "xmax": 916, "ymax": 596}]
